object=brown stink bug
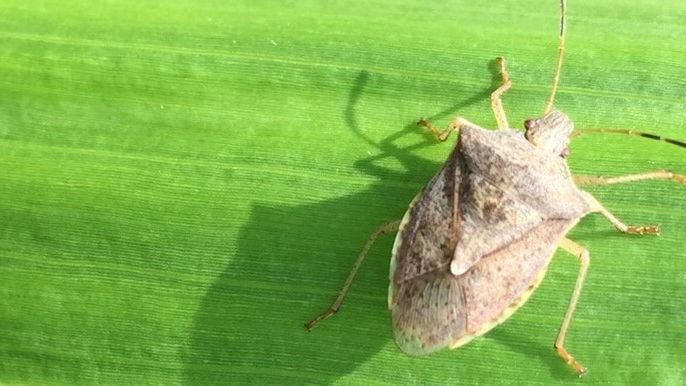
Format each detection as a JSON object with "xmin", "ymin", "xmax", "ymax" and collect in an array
[{"xmin": 305, "ymin": 0, "xmax": 685, "ymax": 376}]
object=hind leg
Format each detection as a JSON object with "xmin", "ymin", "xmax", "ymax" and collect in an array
[{"xmin": 305, "ymin": 220, "xmax": 401, "ymax": 330}]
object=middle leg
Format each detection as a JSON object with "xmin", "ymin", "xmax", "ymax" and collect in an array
[{"xmin": 580, "ymin": 191, "xmax": 661, "ymax": 235}]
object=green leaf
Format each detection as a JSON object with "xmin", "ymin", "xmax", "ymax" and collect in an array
[{"xmin": 1, "ymin": 0, "xmax": 685, "ymax": 384}]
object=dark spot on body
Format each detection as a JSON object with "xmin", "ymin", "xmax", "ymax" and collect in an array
[
  {"xmin": 483, "ymin": 201, "xmax": 497, "ymax": 219},
  {"xmin": 560, "ymin": 146, "xmax": 569, "ymax": 158}
]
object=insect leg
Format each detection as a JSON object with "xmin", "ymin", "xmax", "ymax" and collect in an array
[
  {"xmin": 490, "ymin": 56, "xmax": 512, "ymax": 130},
  {"xmin": 580, "ymin": 191, "xmax": 661, "ymax": 235},
  {"xmin": 305, "ymin": 219, "xmax": 401, "ymax": 330},
  {"xmin": 574, "ymin": 170, "xmax": 686, "ymax": 187},
  {"xmin": 555, "ymin": 237, "xmax": 589, "ymax": 377},
  {"xmin": 417, "ymin": 117, "xmax": 462, "ymax": 142}
]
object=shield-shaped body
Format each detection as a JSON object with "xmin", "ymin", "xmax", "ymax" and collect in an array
[{"xmin": 388, "ymin": 117, "xmax": 591, "ymax": 355}]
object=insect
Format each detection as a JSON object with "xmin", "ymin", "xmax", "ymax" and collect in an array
[{"xmin": 305, "ymin": 0, "xmax": 685, "ymax": 376}]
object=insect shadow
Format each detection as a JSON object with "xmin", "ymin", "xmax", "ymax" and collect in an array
[{"xmin": 182, "ymin": 62, "xmax": 535, "ymax": 383}]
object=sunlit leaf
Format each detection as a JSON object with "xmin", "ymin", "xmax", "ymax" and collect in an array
[{"xmin": 1, "ymin": 0, "xmax": 685, "ymax": 384}]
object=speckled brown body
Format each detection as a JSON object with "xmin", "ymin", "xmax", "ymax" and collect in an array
[{"xmin": 389, "ymin": 113, "xmax": 590, "ymax": 355}]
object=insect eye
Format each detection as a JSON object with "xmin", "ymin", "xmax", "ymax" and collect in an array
[
  {"xmin": 560, "ymin": 146, "xmax": 570, "ymax": 159},
  {"xmin": 524, "ymin": 119, "xmax": 537, "ymax": 131}
]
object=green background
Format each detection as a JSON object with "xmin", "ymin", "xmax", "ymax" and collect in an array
[{"xmin": 1, "ymin": 0, "xmax": 685, "ymax": 384}]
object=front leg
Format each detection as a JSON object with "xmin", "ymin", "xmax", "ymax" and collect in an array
[
  {"xmin": 490, "ymin": 56, "xmax": 512, "ymax": 130},
  {"xmin": 580, "ymin": 191, "xmax": 660, "ymax": 235},
  {"xmin": 417, "ymin": 117, "xmax": 463, "ymax": 142}
]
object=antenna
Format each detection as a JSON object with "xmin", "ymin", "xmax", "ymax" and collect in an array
[
  {"xmin": 543, "ymin": 0, "xmax": 566, "ymax": 114},
  {"xmin": 571, "ymin": 128, "xmax": 686, "ymax": 148}
]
